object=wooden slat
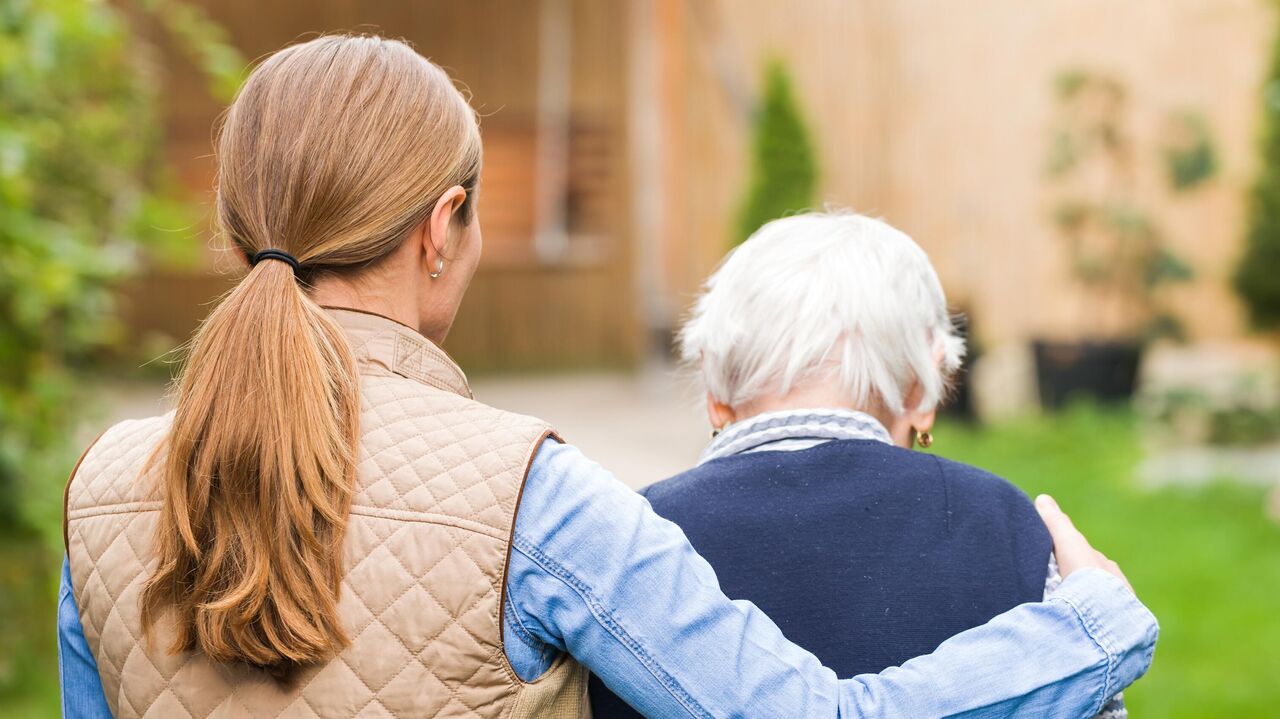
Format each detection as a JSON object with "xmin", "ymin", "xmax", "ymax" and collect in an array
[{"xmin": 125, "ymin": 0, "xmax": 639, "ymax": 369}]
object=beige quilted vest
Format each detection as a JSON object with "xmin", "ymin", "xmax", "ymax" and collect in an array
[{"xmin": 65, "ymin": 308, "xmax": 589, "ymax": 718}]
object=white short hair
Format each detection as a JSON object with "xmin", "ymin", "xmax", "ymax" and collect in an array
[{"xmin": 679, "ymin": 211, "xmax": 965, "ymax": 415}]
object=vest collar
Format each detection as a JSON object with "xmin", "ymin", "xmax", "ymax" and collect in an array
[{"xmin": 324, "ymin": 306, "xmax": 473, "ymax": 399}]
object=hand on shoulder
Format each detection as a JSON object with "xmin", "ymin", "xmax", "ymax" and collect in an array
[{"xmin": 1034, "ymin": 494, "xmax": 1133, "ymax": 593}]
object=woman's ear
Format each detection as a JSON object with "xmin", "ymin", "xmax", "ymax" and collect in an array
[
  {"xmin": 422, "ymin": 185, "xmax": 468, "ymax": 269},
  {"xmin": 889, "ymin": 379, "xmax": 937, "ymax": 448},
  {"xmin": 911, "ymin": 406, "xmax": 937, "ymax": 436},
  {"xmin": 706, "ymin": 393, "xmax": 735, "ymax": 433}
]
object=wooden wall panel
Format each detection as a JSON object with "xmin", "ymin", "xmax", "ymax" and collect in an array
[
  {"xmin": 126, "ymin": 0, "xmax": 639, "ymax": 370},
  {"xmin": 658, "ymin": 0, "xmax": 1270, "ymax": 347}
]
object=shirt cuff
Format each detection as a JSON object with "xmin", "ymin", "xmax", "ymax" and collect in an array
[{"xmin": 1048, "ymin": 568, "xmax": 1159, "ymax": 700}]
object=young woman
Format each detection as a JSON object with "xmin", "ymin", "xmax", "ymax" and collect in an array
[
  {"xmin": 58, "ymin": 35, "xmax": 1155, "ymax": 718},
  {"xmin": 589, "ymin": 212, "xmax": 1128, "ymax": 718}
]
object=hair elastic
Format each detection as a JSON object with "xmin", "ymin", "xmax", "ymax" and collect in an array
[{"xmin": 251, "ymin": 249, "xmax": 301, "ymax": 273}]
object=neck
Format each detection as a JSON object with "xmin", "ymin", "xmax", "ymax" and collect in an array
[
  {"xmin": 732, "ymin": 387, "xmax": 912, "ymax": 448},
  {"xmin": 309, "ymin": 273, "xmax": 424, "ymax": 337}
]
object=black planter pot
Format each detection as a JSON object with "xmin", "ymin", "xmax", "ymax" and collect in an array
[
  {"xmin": 943, "ymin": 361, "xmax": 978, "ymax": 422},
  {"xmin": 1032, "ymin": 340, "xmax": 1142, "ymax": 410},
  {"xmin": 941, "ymin": 312, "xmax": 979, "ymax": 422}
]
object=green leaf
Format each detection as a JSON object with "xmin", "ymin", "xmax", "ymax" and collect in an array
[
  {"xmin": 0, "ymin": 0, "xmax": 242, "ymax": 579},
  {"xmin": 1164, "ymin": 111, "xmax": 1217, "ymax": 191},
  {"xmin": 1053, "ymin": 68, "xmax": 1091, "ymax": 99},
  {"xmin": 1146, "ymin": 247, "xmax": 1195, "ymax": 288}
]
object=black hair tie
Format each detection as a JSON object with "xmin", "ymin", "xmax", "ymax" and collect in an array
[{"xmin": 251, "ymin": 249, "xmax": 301, "ymax": 273}]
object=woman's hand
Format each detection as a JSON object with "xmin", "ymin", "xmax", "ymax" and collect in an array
[{"xmin": 1035, "ymin": 494, "xmax": 1134, "ymax": 593}]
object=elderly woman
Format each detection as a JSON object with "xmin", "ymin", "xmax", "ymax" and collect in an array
[{"xmin": 591, "ymin": 211, "xmax": 1128, "ymax": 718}]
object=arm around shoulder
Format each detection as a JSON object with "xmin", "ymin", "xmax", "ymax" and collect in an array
[{"xmin": 506, "ymin": 441, "xmax": 1158, "ymax": 718}]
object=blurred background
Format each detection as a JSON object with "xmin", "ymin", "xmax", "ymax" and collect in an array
[{"xmin": 3, "ymin": 0, "xmax": 1279, "ymax": 716}]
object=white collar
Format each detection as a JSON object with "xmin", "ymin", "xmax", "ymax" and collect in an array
[{"xmin": 700, "ymin": 408, "xmax": 893, "ymax": 464}]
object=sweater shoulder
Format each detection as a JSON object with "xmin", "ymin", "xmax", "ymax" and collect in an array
[
  {"xmin": 637, "ymin": 467, "xmax": 695, "ymax": 508},
  {"xmin": 927, "ymin": 452, "xmax": 1038, "ymax": 513},
  {"xmin": 924, "ymin": 452, "xmax": 1050, "ymax": 557}
]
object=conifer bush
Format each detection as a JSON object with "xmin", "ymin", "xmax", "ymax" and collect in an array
[
  {"xmin": 734, "ymin": 60, "xmax": 818, "ymax": 245},
  {"xmin": 1237, "ymin": 32, "xmax": 1280, "ymax": 331}
]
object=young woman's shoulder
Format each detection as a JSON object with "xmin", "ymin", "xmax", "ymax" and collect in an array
[
  {"xmin": 74, "ymin": 412, "xmax": 175, "ymax": 475},
  {"xmin": 360, "ymin": 371, "xmax": 555, "ymax": 443}
]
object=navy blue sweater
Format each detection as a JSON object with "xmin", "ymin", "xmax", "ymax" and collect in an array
[{"xmin": 589, "ymin": 439, "xmax": 1052, "ymax": 718}]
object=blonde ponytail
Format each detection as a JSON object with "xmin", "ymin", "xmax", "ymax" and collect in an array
[
  {"xmin": 141, "ymin": 35, "xmax": 482, "ymax": 677},
  {"xmin": 143, "ymin": 258, "xmax": 358, "ymax": 674}
]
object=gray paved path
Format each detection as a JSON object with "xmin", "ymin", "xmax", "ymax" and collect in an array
[{"xmin": 82, "ymin": 367, "xmax": 708, "ymax": 491}]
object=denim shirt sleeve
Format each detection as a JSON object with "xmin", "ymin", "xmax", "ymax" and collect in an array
[
  {"xmin": 58, "ymin": 556, "xmax": 113, "ymax": 719},
  {"xmin": 505, "ymin": 440, "xmax": 1158, "ymax": 718},
  {"xmin": 1046, "ymin": 554, "xmax": 1129, "ymax": 719}
]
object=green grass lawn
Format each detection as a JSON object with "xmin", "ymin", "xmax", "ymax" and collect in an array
[
  {"xmin": 937, "ymin": 407, "xmax": 1280, "ymax": 718},
  {"xmin": 2, "ymin": 407, "xmax": 1276, "ymax": 716}
]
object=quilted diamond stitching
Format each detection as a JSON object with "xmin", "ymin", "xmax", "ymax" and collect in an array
[{"xmin": 65, "ymin": 316, "xmax": 583, "ymax": 718}]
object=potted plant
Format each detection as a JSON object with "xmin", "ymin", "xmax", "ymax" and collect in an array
[
  {"xmin": 939, "ymin": 308, "xmax": 981, "ymax": 422},
  {"xmin": 1036, "ymin": 70, "xmax": 1205, "ymax": 409}
]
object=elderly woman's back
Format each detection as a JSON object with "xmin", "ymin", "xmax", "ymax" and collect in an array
[
  {"xmin": 636, "ymin": 419, "xmax": 1049, "ymax": 677},
  {"xmin": 589, "ymin": 212, "xmax": 1126, "ymax": 718}
]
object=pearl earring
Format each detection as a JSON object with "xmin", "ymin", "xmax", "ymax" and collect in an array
[{"xmin": 428, "ymin": 259, "xmax": 445, "ymax": 279}]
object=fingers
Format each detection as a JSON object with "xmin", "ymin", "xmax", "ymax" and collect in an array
[
  {"xmin": 1035, "ymin": 494, "xmax": 1084, "ymax": 549},
  {"xmin": 1035, "ymin": 494, "xmax": 1134, "ymax": 594}
]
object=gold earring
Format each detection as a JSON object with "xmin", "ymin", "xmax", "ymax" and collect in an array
[{"xmin": 916, "ymin": 430, "xmax": 933, "ymax": 449}]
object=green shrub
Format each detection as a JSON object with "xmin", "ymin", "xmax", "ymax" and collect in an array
[
  {"xmin": 734, "ymin": 59, "xmax": 818, "ymax": 246},
  {"xmin": 1237, "ymin": 24, "xmax": 1280, "ymax": 330},
  {"xmin": 0, "ymin": 0, "xmax": 241, "ymax": 702}
]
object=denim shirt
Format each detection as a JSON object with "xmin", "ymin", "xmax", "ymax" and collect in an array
[{"xmin": 59, "ymin": 438, "xmax": 1157, "ymax": 718}]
